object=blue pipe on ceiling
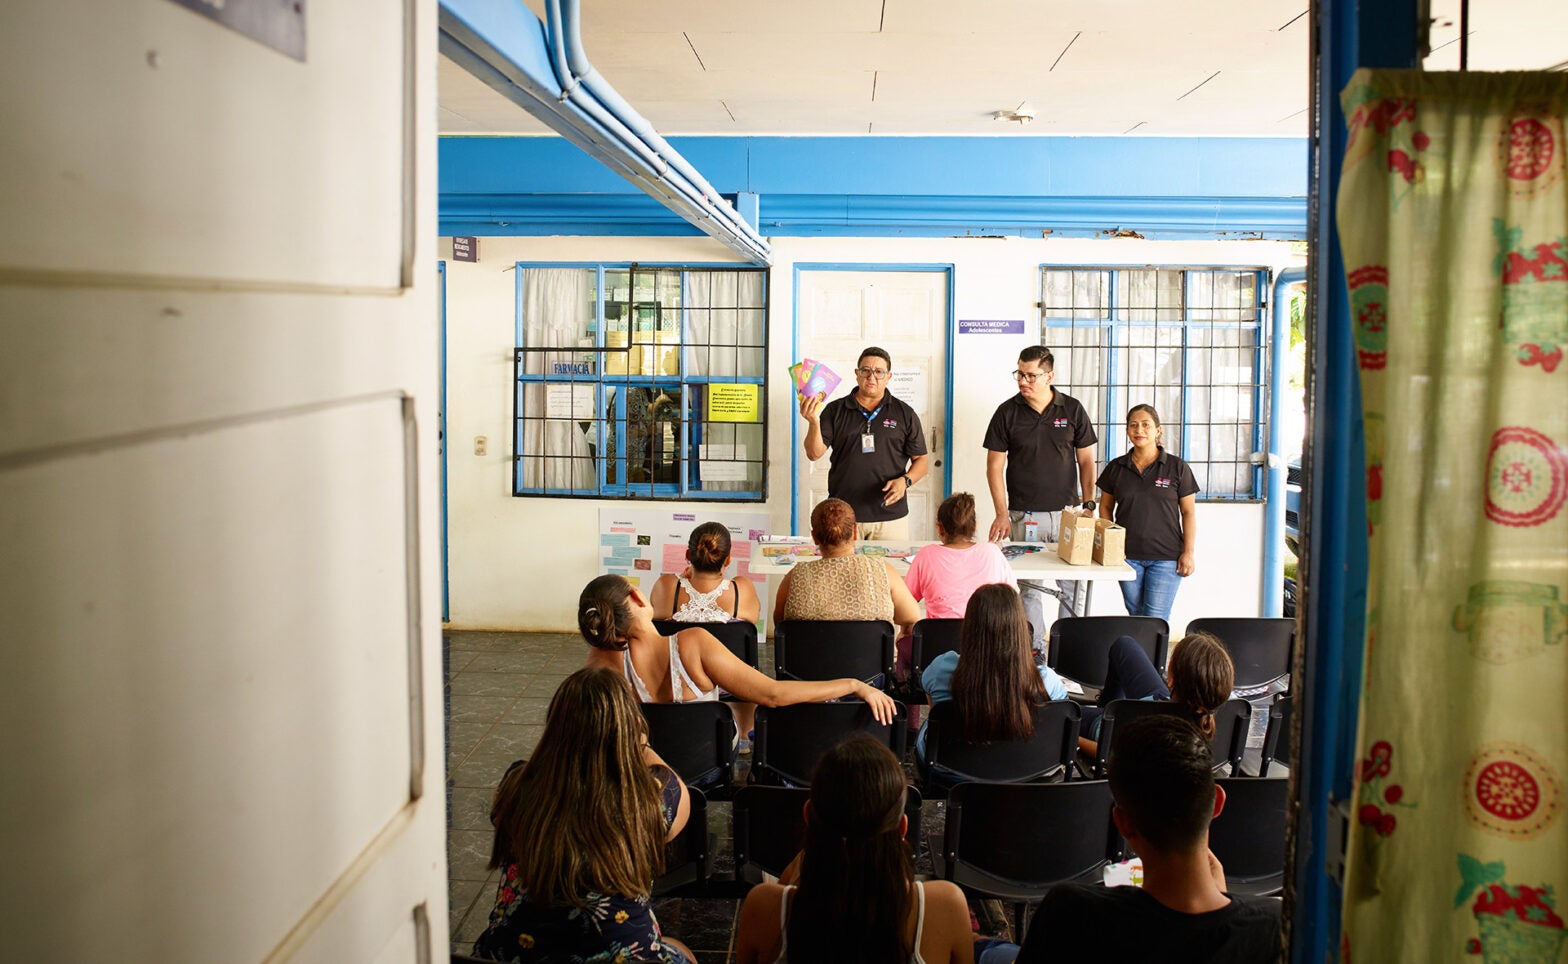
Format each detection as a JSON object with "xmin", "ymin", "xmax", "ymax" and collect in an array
[
  {"xmin": 437, "ymin": 0, "xmax": 769, "ymax": 265},
  {"xmin": 553, "ymin": 0, "xmax": 770, "ymax": 256}
]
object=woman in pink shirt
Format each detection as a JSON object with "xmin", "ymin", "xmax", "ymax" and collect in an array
[{"xmin": 896, "ymin": 493, "xmax": 1017, "ymax": 681}]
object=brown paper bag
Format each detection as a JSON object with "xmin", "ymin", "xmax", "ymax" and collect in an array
[
  {"xmin": 1093, "ymin": 517, "xmax": 1127, "ymax": 566},
  {"xmin": 1057, "ymin": 507, "xmax": 1096, "ymax": 565}
]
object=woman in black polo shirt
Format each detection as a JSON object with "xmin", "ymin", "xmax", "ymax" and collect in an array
[{"xmin": 1096, "ymin": 405, "xmax": 1199, "ymax": 621}]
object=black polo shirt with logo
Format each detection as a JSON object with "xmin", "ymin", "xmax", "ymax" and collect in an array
[
  {"xmin": 983, "ymin": 391, "xmax": 1098, "ymax": 512},
  {"xmin": 819, "ymin": 389, "xmax": 927, "ymax": 523},
  {"xmin": 1097, "ymin": 447, "xmax": 1200, "ymax": 560}
]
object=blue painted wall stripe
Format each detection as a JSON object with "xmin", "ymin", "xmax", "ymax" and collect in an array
[{"xmin": 441, "ymin": 135, "xmax": 1307, "ymax": 199}]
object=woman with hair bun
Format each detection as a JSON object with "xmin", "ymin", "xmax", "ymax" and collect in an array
[
  {"xmin": 734, "ymin": 734, "xmax": 974, "ymax": 964},
  {"xmin": 772, "ymin": 498, "xmax": 921, "ymax": 628},
  {"xmin": 895, "ymin": 493, "xmax": 1015, "ymax": 681},
  {"xmin": 580, "ymin": 573, "xmax": 897, "ymax": 724},
  {"xmin": 650, "ymin": 521, "xmax": 761, "ymax": 623}
]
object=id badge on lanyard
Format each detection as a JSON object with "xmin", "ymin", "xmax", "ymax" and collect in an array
[
  {"xmin": 859, "ymin": 402, "xmax": 883, "ymax": 454},
  {"xmin": 1023, "ymin": 511, "xmax": 1039, "ymax": 542}
]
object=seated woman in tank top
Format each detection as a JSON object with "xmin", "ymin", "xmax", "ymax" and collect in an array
[
  {"xmin": 734, "ymin": 733, "xmax": 975, "ymax": 964},
  {"xmin": 649, "ymin": 521, "xmax": 762, "ymax": 624},
  {"xmin": 580, "ymin": 574, "xmax": 897, "ymax": 725},
  {"xmin": 773, "ymin": 498, "xmax": 922, "ymax": 628}
]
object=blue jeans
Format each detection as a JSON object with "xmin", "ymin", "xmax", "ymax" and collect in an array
[
  {"xmin": 1120, "ymin": 558, "xmax": 1182, "ymax": 620},
  {"xmin": 1079, "ymin": 634, "xmax": 1171, "ymax": 739}
]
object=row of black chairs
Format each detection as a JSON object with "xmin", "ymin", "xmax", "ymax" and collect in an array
[
  {"xmin": 654, "ymin": 776, "xmax": 1289, "ymax": 910},
  {"xmin": 640, "ymin": 693, "xmax": 1292, "ymax": 801},
  {"xmin": 655, "ymin": 615, "xmax": 1295, "ymax": 699}
]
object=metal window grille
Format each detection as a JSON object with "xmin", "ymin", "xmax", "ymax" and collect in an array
[
  {"xmin": 1040, "ymin": 267, "xmax": 1267, "ymax": 500},
  {"xmin": 514, "ymin": 264, "xmax": 768, "ymax": 500}
]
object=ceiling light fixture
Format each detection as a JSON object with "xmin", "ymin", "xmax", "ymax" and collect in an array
[{"xmin": 993, "ymin": 101, "xmax": 1036, "ymax": 124}]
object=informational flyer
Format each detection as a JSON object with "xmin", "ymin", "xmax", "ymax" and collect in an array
[{"xmin": 598, "ymin": 507, "xmax": 773, "ymax": 631}]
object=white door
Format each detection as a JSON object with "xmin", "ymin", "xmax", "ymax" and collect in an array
[
  {"xmin": 796, "ymin": 270, "xmax": 949, "ymax": 541},
  {"xmin": 0, "ymin": 2, "xmax": 445, "ymax": 960}
]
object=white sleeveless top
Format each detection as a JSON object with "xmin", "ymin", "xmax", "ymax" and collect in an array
[
  {"xmin": 671, "ymin": 576, "xmax": 735, "ymax": 623},
  {"xmin": 624, "ymin": 635, "xmax": 720, "ymax": 703},
  {"xmin": 774, "ymin": 881, "xmax": 927, "ymax": 963}
]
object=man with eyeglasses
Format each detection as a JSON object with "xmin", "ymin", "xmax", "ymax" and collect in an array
[
  {"xmin": 984, "ymin": 345, "xmax": 1098, "ymax": 653},
  {"xmin": 799, "ymin": 347, "xmax": 929, "ymax": 540}
]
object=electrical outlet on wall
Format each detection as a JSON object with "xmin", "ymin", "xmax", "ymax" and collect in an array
[{"xmin": 474, "ymin": 436, "xmax": 487, "ymax": 456}]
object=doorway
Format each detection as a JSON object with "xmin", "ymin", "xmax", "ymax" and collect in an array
[{"xmin": 792, "ymin": 265, "xmax": 953, "ymax": 540}]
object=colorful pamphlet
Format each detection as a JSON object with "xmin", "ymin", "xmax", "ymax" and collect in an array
[{"xmin": 790, "ymin": 358, "xmax": 841, "ymax": 400}]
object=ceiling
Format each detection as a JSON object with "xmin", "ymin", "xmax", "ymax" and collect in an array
[{"xmin": 438, "ymin": 0, "xmax": 1568, "ymax": 137}]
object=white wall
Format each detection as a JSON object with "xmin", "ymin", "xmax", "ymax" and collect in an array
[
  {"xmin": 1, "ymin": 1, "xmax": 446, "ymax": 959},
  {"xmin": 443, "ymin": 234, "xmax": 1300, "ymax": 632}
]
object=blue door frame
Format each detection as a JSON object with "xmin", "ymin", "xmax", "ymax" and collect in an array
[{"xmin": 788, "ymin": 263, "xmax": 956, "ymax": 534}]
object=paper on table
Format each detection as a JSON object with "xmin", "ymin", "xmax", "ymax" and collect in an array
[{"xmin": 1064, "ymin": 678, "xmax": 1085, "ymax": 695}]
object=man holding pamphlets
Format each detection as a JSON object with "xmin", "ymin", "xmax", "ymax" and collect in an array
[{"xmin": 797, "ymin": 347, "xmax": 928, "ymax": 539}]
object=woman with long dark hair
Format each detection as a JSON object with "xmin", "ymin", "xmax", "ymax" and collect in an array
[
  {"xmin": 916, "ymin": 584, "xmax": 1067, "ymax": 763},
  {"xmin": 473, "ymin": 666, "xmax": 694, "ymax": 962},
  {"xmin": 1096, "ymin": 403, "xmax": 1199, "ymax": 620},
  {"xmin": 734, "ymin": 734, "xmax": 974, "ymax": 963}
]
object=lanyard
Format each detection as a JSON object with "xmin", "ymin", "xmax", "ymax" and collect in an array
[{"xmin": 858, "ymin": 402, "xmax": 884, "ymax": 428}]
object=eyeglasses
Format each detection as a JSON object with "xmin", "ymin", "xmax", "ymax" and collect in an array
[
  {"xmin": 1012, "ymin": 370, "xmax": 1050, "ymax": 384},
  {"xmin": 855, "ymin": 367, "xmax": 890, "ymax": 380}
]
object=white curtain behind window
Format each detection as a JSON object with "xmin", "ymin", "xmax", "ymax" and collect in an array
[{"xmin": 521, "ymin": 268, "xmax": 594, "ymax": 491}]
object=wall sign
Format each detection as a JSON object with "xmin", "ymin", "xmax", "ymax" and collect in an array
[
  {"xmin": 167, "ymin": 0, "xmax": 306, "ymax": 61},
  {"xmin": 959, "ymin": 319, "xmax": 1026, "ymax": 334},
  {"xmin": 706, "ymin": 384, "xmax": 761, "ymax": 423},
  {"xmin": 452, "ymin": 236, "xmax": 478, "ymax": 263}
]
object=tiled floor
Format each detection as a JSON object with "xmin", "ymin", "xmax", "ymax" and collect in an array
[{"xmin": 445, "ymin": 630, "xmax": 761, "ymax": 962}]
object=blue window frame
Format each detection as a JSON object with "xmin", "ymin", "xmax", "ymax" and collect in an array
[
  {"xmin": 1040, "ymin": 267, "xmax": 1268, "ymax": 500},
  {"xmin": 514, "ymin": 263, "xmax": 768, "ymax": 500}
]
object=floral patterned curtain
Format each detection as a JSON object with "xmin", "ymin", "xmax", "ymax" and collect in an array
[{"xmin": 1337, "ymin": 70, "xmax": 1568, "ymax": 962}]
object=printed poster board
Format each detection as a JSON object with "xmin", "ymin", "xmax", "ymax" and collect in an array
[{"xmin": 599, "ymin": 508, "xmax": 773, "ymax": 632}]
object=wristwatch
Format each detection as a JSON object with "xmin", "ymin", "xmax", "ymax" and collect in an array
[
  {"xmin": 1081, "ymin": 499, "xmax": 1096, "ymax": 511},
  {"xmin": 904, "ymin": 475, "xmax": 915, "ymax": 488}
]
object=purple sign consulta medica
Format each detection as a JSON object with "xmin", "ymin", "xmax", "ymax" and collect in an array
[{"xmin": 959, "ymin": 319, "xmax": 1026, "ymax": 334}]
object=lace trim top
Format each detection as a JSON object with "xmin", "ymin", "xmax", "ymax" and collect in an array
[{"xmin": 671, "ymin": 575, "xmax": 735, "ymax": 623}]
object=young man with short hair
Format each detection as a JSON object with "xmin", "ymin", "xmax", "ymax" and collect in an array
[
  {"xmin": 1012, "ymin": 715, "xmax": 1282, "ymax": 962},
  {"xmin": 799, "ymin": 347, "xmax": 928, "ymax": 540},
  {"xmin": 983, "ymin": 345, "xmax": 1097, "ymax": 651}
]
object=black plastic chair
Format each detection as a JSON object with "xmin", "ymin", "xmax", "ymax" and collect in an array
[
  {"xmin": 939, "ymin": 780, "xmax": 1117, "ymax": 928},
  {"xmin": 1209, "ymin": 777, "xmax": 1289, "ymax": 895},
  {"xmin": 732, "ymin": 784, "xmax": 925, "ymax": 885},
  {"xmin": 638, "ymin": 702, "xmax": 737, "ymax": 796},
  {"xmin": 911, "ymin": 618, "xmax": 964, "ymax": 682},
  {"xmin": 1252, "ymin": 693, "xmax": 1292, "ymax": 777},
  {"xmin": 1048, "ymin": 616, "xmax": 1170, "ymax": 690},
  {"xmin": 774, "ymin": 620, "xmax": 895, "ymax": 688},
  {"xmin": 917, "ymin": 700, "xmax": 1080, "ymax": 797},
  {"xmin": 653, "ymin": 618, "xmax": 759, "ymax": 669},
  {"xmin": 752, "ymin": 700, "xmax": 907, "ymax": 787},
  {"xmin": 1090, "ymin": 697, "xmax": 1252, "ymax": 778},
  {"xmin": 652, "ymin": 786, "xmax": 711, "ymax": 897},
  {"xmin": 1185, "ymin": 617, "xmax": 1295, "ymax": 695}
]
